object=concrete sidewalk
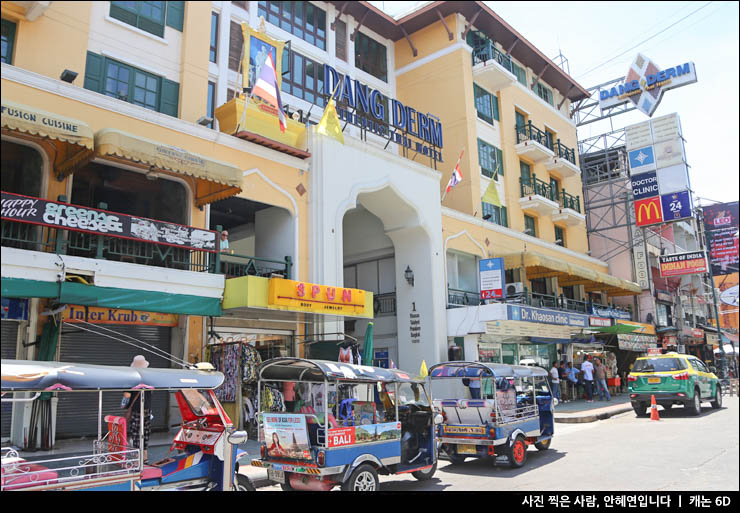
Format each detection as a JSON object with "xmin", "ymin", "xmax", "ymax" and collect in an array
[{"xmin": 554, "ymin": 394, "xmax": 633, "ymax": 424}]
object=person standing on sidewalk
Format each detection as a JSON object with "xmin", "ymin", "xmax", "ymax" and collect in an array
[
  {"xmin": 581, "ymin": 356, "xmax": 595, "ymax": 403},
  {"xmin": 550, "ymin": 361, "xmax": 561, "ymax": 403},
  {"xmin": 593, "ymin": 357, "xmax": 611, "ymax": 401}
]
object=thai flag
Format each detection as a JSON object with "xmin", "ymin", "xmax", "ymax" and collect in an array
[
  {"xmin": 251, "ymin": 50, "xmax": 287, "ymax": 133},
  {"xmin": 445, "ymin": 160, "xmax": 463, "ymax": 193}
]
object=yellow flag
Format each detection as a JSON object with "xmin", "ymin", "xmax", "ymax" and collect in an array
[
  {"xmin": 316, "ymin": 97, "xmax": 344, "ymax": 144},
  {"xmin": 482, "ymin": 177, "xmax": 502, "ymax": 207},
  {"xmin": 419, "ymin": 360, "xmax": 428, "ymax": 378}
]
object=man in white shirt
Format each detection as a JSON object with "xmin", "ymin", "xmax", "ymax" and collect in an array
[
  {"xmin": 549, "ymin": 361, "xmax": 561, "ymax": 403},
  {"xmin": 580, "ymin": 356, "xmax": 595, "ymax": 403}
]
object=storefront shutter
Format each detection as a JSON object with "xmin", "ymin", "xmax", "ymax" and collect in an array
[
  {"xmin": 83, "ymin": 51, "xmax": 104, "ymax": 94},
  {"xmin": 55, "ymin": 325, "xmax": 173, "ymax": 439},
  {"xmin": 1, "ymin": 321, "xmax": 19, "ymax": 439},
  {"xmin": 166, "ymin": 1, "xmax": 184, "ymax": 31},
  {"xmin": 160, "ymin": 78, "xmax": 180, "ymax": 118}
]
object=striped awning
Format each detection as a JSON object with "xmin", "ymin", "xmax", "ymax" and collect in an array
[
  {"xmin": 93, "ymin": 128, "xmax": 242, "ymax": 207},
  {"xmin": 502, "ymin": 250, "xmax": 641, "ymax": 297}
]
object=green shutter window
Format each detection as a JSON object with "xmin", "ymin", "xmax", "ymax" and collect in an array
[
  {"xmin": 536, "ymin": 82, "xmax": 554, "ymax": 106},
  {"xmin": 166, "ymin": 1, "xmax": 184, "ymax": 31},
  {"xmin": 160, "ymin": 78, "xmax": 180, "ymax": 117},
  {"xmin": 474, "ymin": 84, "xmax": 493, "ymax": 124},
  {"xmin": 524, "ymin": 215, "xmax": 537, "ymax": 237},
  {"xmin": 511, "ymin": 62, "xmax": 527, "ymax": 86},
  {"xmin": 110, "ymin": 1, "xmax": 165, "ymax": 38},
  {"xmin": 83, "ymin": 51, "xmax": 105, "ymax": 93},
  {"xmin": 555, "ymin": 225, "xmax": 565, "ymax": 247},
  {"xmin": 1, "ymin": 18, "xmax": 17, "ymax": 64},
  {"xmin": 495, "ymin": 147, "xmax": 504, "ymax": 176},
  {"xmin": 492, "ymin": 93, "xmax": 500, "ymax": 121},
  {"xmin": 520, "ymin": 161, "xmax": 531, "ymax": 184},
  {"xmin": 502, "ymin": 206, "xmax": 508, "ymax": 228}
]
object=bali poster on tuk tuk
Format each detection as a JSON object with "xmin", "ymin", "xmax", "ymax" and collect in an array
[{"xmin": 263, "ymin": 414, "xmax": 312, "ymax": 460}]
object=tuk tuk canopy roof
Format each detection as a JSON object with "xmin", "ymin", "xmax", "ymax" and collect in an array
[
  {"xmin": 429, "ymin": 361, "xmax": 550, "ymax": 379},
  {"xmin": 1, "ymin": 360, "xmax": 225, "ymax": 392},
  {"xmin": 258, "ymin": 357, "xmax": 422, "ymax": 384}
]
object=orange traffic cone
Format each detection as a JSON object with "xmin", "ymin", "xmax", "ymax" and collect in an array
[{"xmin": 650, "ymin": 394, "xmax": 660, "ymax": 421}]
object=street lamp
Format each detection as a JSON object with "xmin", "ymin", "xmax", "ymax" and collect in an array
[{"xmin": 404, "ymin": 266, "xmax": 414, "ymax": 287}]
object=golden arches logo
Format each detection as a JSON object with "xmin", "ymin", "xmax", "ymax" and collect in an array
[{"xmin": 637, "ymin": 200, "xmax": 661, "ymax": 225}]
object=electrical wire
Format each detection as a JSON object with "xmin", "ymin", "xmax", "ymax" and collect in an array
[{"xmin": 576, "ymin": 1, "xmax": 713, "ymax": 80}]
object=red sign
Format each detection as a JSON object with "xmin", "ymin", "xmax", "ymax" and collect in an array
[
  {"xmin": 635, "ymin": 197, "xmax": 663, "ymax": 227},
  {"xmin": 327, "ymin": 427, "xmax": 356, "ymax": 447},
  {"xmin": 589, "ymin": 317, "xmax": 612, "ymax": 327}
]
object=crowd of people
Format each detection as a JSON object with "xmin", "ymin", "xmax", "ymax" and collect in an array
[{"xmin": 549, "ymin": 355, "xmax": 613, "ymax": 404}]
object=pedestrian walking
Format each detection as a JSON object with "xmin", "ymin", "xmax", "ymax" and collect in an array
[
  {"xmin": 566, "ymin": 362, "xmax": 580, "ymax": 400},
  {"xmin": 121, "ymin": 355, "xmax": 152, "ymax": 462},
  {"xmin": 594, "ymin": 357, "xmax": 611, "ymax": 401},
  {"xmin": 581, "ymin": 355, "xmax": 595, "ymax": 403},
  {"xmin": 550, "ymin": 361, "xmax": 561, "ymax": 403}
]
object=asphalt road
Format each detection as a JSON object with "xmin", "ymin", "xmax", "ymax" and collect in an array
[{"xmin": 258, "ymin": 397, "xmax": 739, "ymax": 491}]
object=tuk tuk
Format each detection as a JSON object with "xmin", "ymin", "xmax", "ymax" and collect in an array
[
  {"xmin": 1, "ymin": 360, "xmax": 252, "ymax": 491},
  {"xmin": 429, "ymin": 361, "xmax": 554, "ymax": 468},
  {"xmin": 250, "ymin": 357, "xmax": 440, "ymax": 491}
]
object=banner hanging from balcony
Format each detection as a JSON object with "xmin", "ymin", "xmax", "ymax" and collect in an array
[{"xmin": 1, "ymin": 191, "xmax": 218, "ymax": 252}]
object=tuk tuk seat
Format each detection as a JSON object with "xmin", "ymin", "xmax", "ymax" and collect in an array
[{"xmin": 1, "ymin": 460, "xmax": 59, "ymax": 490}]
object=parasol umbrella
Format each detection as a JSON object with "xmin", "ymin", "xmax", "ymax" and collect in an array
[{"xmin": 362, "ymin": 322, "xmax": 374, "ymax": 365}]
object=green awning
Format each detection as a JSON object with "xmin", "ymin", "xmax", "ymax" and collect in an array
[
  {"xmin": 588, "ymin": 324, "xmax": 640, "ymax": 334},
  {"xmin": 2, "ymin": 278, "xmax": 221, "ymax": 317}
]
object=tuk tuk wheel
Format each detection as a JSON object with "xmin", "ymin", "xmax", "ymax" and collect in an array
[
  {"xmin": 341, "ymin": 464, "xmax": 379, "ymax": 491},
  {"xmin": 448, "ymin": 454, "xmax": 467, "ymax": 465},
  {"xmin": 411, "ymin": 462, "xmax": 437, "ymax": 481},
  {"xmin": 534, "ymin": 438, "xmax": 551, "ymax": 451},
  {"xmin": 234, "ymin": 474, "xmax": 256, "ymax": 491},
  {"xmin": 507, "ymin": 435, "xmax": 527, "ymax": 468}
]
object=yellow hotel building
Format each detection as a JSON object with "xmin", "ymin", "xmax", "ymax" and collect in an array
[{"xmin": 1, "ymin": 1, "xmax": 640, "ymax": 442}]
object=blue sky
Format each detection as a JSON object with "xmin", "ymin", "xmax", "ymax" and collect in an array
[{"xmin": 371, "ymin": 1, "xmax": 740, "ymax": 206}]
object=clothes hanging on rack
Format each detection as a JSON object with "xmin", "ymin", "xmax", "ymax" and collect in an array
[
  {"xmin": 261, "ymin": 385, "xmax": 285, "ymax": 412},
  {"xmin": 241, "ymin": 343, "xmax": 263, "ymax": 384},
  {"xmin": 209, "ymin": 343, "xmax": 240, "ymax": 402},
  {"xmin": 338, "ymin": 346, "xmax": 352, "ymax": 363}
]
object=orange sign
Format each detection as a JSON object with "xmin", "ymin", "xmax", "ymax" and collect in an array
[
  {"xmin": 635, "ymin": 196, "xmax": 663, "ymax": 227},
  {"xmin": 268, "ymin": 278, "xmax": 367, "ymax": 315},
  {"xmin": 63, "ymin": 305, "xmax": 178, "ymax": 326},
  {"xmin": 616, "ymin": 319, "xmax": 656, "ymax": 335}
]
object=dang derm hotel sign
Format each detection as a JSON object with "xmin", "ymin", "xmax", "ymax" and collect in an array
[{"xmin": 599, "ymin": 54, "xmax": 697, "ymax": 117}]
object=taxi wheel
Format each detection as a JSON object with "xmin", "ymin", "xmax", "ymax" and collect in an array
[
  {"xmin": 341, "ymin": 464, "xmax": 379, "ymax": 492},
  {"xmin": 688, "ymin": 390, "xmax": 702, "ymax": 416},
  {"xmin": 711, "ymin": 387, "xmax": 722, "ymax": 409},
  {"xmin": 633, "ymin": 403, "xmax": 648, "ymax": 417},
  {"xmin": 507, "ymin": 435, "xmax": 527, "ymax": 468},
  {"xmin": 412, "ymin": 462, "xmax": 437, "ymax": 481},
  {"xmin": 234, "ymin": 474, "xmax": 256, "ymax": 492},
  {"xmin": 280, "ymin": 473, "xmax": 295, "ymax": 491},
  {"xmin": 534, "ymin": 438, "xmax": 551, "ymax": 451}
]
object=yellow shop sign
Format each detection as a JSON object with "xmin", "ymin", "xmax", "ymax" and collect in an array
[
  {"xmin": 63, "ymin": 305, "xmax": 178, "ymax": 327},
  {"xmin": 268, "ymin": 278, "xmax": 367, "ymax": 315}
]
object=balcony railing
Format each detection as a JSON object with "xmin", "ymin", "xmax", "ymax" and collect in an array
[
  {"xmin": 472, "ymin": 40, "xmax": 513, "ymax": 73},
  {"xmin": 516, "ymin": 121, "xmax": 552, "ymax": 149},
  {"xmin": 1, "ymin": 193, "xmax": 292, "ymax": 278},
  {"xmin": 553, "ymin": 140, "xmax": 577, "ymax": 165},
  {"xmin": 520, "ymin": 177, "xmax": 555, "ymax": 201},
  {"xmin": 556, "ymin": 190, "xmax": 582, "ymax": 214},
  {"xmin": 446, "ymin": 286, "xmax": 633, "ymax": 319},
  {"xmin": 373, "ymin": 293, "xmax": 397, "ymax": 316}
]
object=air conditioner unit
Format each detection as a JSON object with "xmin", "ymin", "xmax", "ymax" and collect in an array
[{"xmin": 506, "ymin": 282, "xmax": 525, "ymax": 295}]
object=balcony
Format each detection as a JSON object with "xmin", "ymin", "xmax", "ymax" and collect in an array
[
  {"xmin": 472, "ymin": 41, "xmax": 518, "ymax": 93},
  {"xmin": 519, "ymin": 177, "xmax": 559, "ymax": 216},
  {"xmin": 546, "ymin": 140, "xmax": 581, "ymax": 179},
  {"xmin": 373, "ymin": 292, "xmax": 397, "ymax": 316},
  {"xmin": 448, "ymin": 288, "xmax": 481, "ymax": 308},
  {"xmin": 515, "ymin": 122, "xmax": 555, "ymax": 163},
  {"xmin": 1, "ymin": 192, "xmax": 291, "ymax": 316},
  {"xmin": 552, "ymin": 190, "xmax": 586, "ymax": 226}
]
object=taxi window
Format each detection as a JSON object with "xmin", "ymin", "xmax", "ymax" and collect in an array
[
  {"xmin": 690, "ymin": 359, "xmax": 707, "ymax": 372},
  {"xmin": 633, "ymin": 358, "xmax": 686, "ymax": 373}
]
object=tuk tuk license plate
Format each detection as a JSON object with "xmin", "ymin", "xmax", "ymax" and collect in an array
[
  {"xmin": 267, "ymin": 468, "xmax": 285, "ymax": 484},
  {"xmin": 648, "ymin": 377, "xmax": 661, "ymax": 384},
  {"xmin": 457, "ymin": 445, "xmax": 478, "ymax": 455}
]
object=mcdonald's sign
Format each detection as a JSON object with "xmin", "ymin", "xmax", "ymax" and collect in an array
[{"xmin": 635, "ymin": 196, "xmax": 663, "ymax": 227}]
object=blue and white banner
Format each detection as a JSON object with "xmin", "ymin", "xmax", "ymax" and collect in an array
[
  {"xmin": 507, "ymin": 305, "xmax": 589, "ymax": 328},
  {"xmin": 660, "ymin": 190, "xmax": 692, "ymax": 222},
  {"xmin": 631, "ymin": 171, "xmax": 659, "ymax": 200},
  {"xmin": 590, "ymin": 305, "xmax": 632, "ymax": 320},
  {"xmin": 479, "ymin": 258, "xmax": 505, "ymax": 299},
  {"xmin": 628, "ymin": 146, "xmax": 656, "ymax": 173}
]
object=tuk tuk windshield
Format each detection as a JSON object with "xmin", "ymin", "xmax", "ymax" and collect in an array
[
  {"xmin": 181, "ymin": 389, "xmax": 219, "ymax": 417},
  {"xmin": 385, "ymin": 382, "xmax": 430, "ymax": 408}
]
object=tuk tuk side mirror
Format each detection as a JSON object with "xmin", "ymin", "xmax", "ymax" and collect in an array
[
  {"xmin": 434, "ymin": 414, "xmax": 444, "ymax": 425},
  {"xmin": 228, "ymin": 430, "xmax": 248, "ymax": 445}
]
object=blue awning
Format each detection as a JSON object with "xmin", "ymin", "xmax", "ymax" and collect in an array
[{"xmin": 530, "ymin": 337, "xmax": 572, "ymax": 345}]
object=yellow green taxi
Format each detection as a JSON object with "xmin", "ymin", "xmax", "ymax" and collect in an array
[{"xmin": 627, "ymin": 353, "xmax": 722, "ymax": 416}]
